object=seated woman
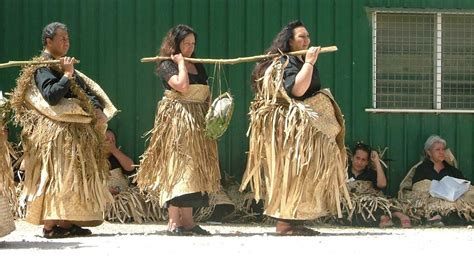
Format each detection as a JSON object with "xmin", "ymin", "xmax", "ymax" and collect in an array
[
  {"xmin": 105, "ymin": 129, "xmax": 165, "ymax": 223},
  {"xmin": 345, "ymin": 142, "xmax": 411, "ymax": 228},
  {"xmin": 400, "ymin": 135, "xmax": 473, "ymax": 226},
  {"xmin": 106, "ymin": 128, "xmax": 136, "ymax": 193}
]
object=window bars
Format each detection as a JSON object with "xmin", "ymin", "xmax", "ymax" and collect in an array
[{"xmin": 371, "ymin": 11, "xmax": 474, "ymax": 112}]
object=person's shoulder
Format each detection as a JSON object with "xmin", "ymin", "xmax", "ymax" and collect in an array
[
  {"xmin": 158, "ymin": 60, "xmax": 176, "ymax": 69},
  {"xmin": 417, "ymin": 158, "xmax": 432, "ymax": 169},
  {"xmin": 281, "ymin": 55, "xmax": 299, "ymax": 64},
  {"xmin": 34, "ymin": 66, "xmax": 55, "ymax": 76},
  {"xmin": 443, "ymin": 161, "xmax": 460, "ymax": 171}
]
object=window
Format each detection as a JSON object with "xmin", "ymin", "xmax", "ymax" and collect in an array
[{"xmin": 371, "ymin": 11, "xmax": 474, "ymax": 112}]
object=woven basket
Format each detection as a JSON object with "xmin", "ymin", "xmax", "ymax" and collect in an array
[
  {"xmin": 0, "ymin": 195, "xmax": 15, "ymax": 237},
  {"xmin": 304, "ymin": 89, "xmax": 341, "ymax": 139}
]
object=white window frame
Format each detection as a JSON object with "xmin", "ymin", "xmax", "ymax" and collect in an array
[{"xmin": 367, "ymin": 10, "xmax": 474, "ymax": 114}]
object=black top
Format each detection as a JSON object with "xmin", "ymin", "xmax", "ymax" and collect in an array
[
  {"xmin": 348, "ymin": 165, "xmax": 379, "ymax": 189},
  {"xmin": 34, "ymin": 52, "xmax": 102, "ymax": 108},
  {"xmin": 156, "ymin": 60, "xmax": 208, "ymax": 90},
  {"xmin": 281, "ymin": 55, "xmax": 321, "ymax": 100},
  {"xmin": 412, "ymin": 158, "xmax": 466, "ymax": 184},
  {"xmin": 108, "ymin": 154, "xmax": 136, "ymax": 177},
  {"xmin": 108, "ymin": 155, "xmax": 122, "ymax": 170}
]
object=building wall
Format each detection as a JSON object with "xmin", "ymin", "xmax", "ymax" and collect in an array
[{"xmin": 1, "ymin": 0, "xmax": 473, "ymax": 195}]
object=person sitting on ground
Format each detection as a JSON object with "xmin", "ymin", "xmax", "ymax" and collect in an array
[
  {"xmin": 402, "ymin": 135, "xmax": 473, "ymax": 226},
  {"xmin": 105, "ymin": 129, "xmax": 165, "ymax": 223},
  {"xmin": 347, "ymin": 142, "xmax": 411, "ymax": 228},
  {"xmin": 106, "ymin": 128, "xmax": 135, "ymax": 194}
]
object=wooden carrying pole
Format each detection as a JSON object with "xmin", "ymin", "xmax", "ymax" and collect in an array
[
  {"xmin": 141, "ymin": 46, "xmax": 337, "ymax": 64},
  {"xmin": 0, "ymin": 59, "xmax": 80, "ymax": 69}
]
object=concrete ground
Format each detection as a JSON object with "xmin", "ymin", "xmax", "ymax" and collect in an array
[{"xmin": 1, "ymin": 220, "xmax": 472, "ymax": 256}]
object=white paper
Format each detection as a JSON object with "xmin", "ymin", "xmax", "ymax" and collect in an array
[{"xmin": 429, "ymin": 176, "xmax": 471, "ymax": 201}]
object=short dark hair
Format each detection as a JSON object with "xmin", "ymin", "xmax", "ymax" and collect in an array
[
  {"xmin": 353, "ymin": 142, "xmax": 371, "ymax": 158},
  {"xmin": 42, "ymin": 22, "xmax": 68, "ymax": 46}
]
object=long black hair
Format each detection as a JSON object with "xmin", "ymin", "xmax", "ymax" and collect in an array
[{"xmin": 251, "ymin": 20, "xmax": 305, "ymax": 90}]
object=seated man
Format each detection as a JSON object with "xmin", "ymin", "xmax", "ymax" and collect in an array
[
  {"xmin": 346, "ymin": 142, "xmax": 411, "ymax": 228},
  {"xmin": 401, "ymin": 135, "xmax": 473, "ymax": 226}
]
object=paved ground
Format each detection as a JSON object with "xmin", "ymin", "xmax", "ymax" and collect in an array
[{"xmin": 1, "ymin": 220, "xmax": 473, "ymax": 256}]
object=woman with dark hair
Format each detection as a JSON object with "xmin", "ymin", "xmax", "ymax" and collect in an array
[
  {"xmin": 349, "ymin": 143, "xmax": 387, "ymax": 190},
  {"xmin": 136, "ymin": 24, "xmax": 220, "ymax": 236},
  {"xmin": 347, "ymin": 142, "xmax": 411, "ymax": 228},
  {"xmin": 240, "ymin": 20, "xmax": 351, "ymax": 235}
]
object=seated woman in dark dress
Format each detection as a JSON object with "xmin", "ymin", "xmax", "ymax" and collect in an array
[
  {"xmin": 347, "ymin": 142, "xmax": 411, "ymax": 228},
  {"xmin": 410, "ymin": 135, "xmax": 472, "ymax": 225}
]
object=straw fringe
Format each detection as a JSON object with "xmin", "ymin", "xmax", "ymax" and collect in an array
[
  {"xmin": 240, "ymin": 59, "xmax": 351, "ymax": 220},
  {"xmin": 10, "ymin": 56, "xmax": 113, "ymax": 225},
  {"xmin": 399, "ymin": 153, "xmax": 473, "ymax": 222},
  {"xmin": 341, "ymin": 181, "xmax": 397, "ymax": 223},
  {"xmin": 136, "ymin": 85, "xmax": 221, "ymax": 207},
  {"xmin": 105, "ymin": 169, "xmax": 166, "ymax": 223},
  {"xmin": 403, "ymin": 180, "xmax": 473, "ymax": 221},
  {"xmin": 0, "ymin": 123, "xmax": 15, "ymax": 237},
  {"xmin": 106, "ymin": 187, "xmax": 167, "ymax": 223},
  {"xmin": 0, "ymin": 123, "xmax": 15, "ymax": 203}
]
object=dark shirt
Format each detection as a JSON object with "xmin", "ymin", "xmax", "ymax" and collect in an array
[
  {"xmin": 348, "ymin": 165, "xmax": 379, "ymax": 189},
  {"xmin": 156, "ymin": 60, "xmax": 208, "ymax": 90},
  {"xmin": 34, "ymin": 52, "xmax": 102, "ymax": 108},
  {"xmin": 108, "ymin": 154, "xmax": 122, "ymax": 170},
  {"xmin": 281, "ymin": 55, "xmax": 321, "ymax": 100},
  {"xmin": 108, "ymin": 154, "xmax": 136, "ymax": 177},
  {"xmin": 412, "ymin": 158, "xmax": 466, "ymax": 184}
]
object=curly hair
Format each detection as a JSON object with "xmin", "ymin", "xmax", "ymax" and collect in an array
[
  {"xmin": 251, "ymin": 20, "xmax": 305, "ymax": 89},
  {"xmin": 156, "ymin": 24, "xmax": 197, "ymax": 74},
  {"xmin": 158, "ymin": 24, "xmax": 197, "ymax": 57}
]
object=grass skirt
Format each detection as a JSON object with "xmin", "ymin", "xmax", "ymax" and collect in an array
[
  {"xmin": 136, "ymin": 84, "xmax": 221, "ymax": 207},
  {"xmin": 240, "ymin": 60, "xmax": 351, "ymax": 220},
  {"xmin": 11, "ymin": 62, "xmax": 113, "ymax": 226},
  {"xmin": 0, "ymin": 124, "xmax": 15, "ymax": 237}
]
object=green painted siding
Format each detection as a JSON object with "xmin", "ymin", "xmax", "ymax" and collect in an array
[{"xmin": 1, "ymin": 0, "xmax": 473, "ymax": 195}]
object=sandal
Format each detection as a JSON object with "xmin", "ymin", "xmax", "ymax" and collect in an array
[
  {"xmin": 186, "ymin": 225, "xmax": 212, "ymax": 236},
  {"xmin": 379, "ymin": 215, "xmax": 394, "ymax": 228},
  {"xmin": 68, "ymin": 224, "xmax": 92, "ymax": 237},
  {"xmin": 166, "ymin": 226, "xmax": 190, "ymax": 236},
  {"xmin": 43, "ymin": 226, "xmax": 70, "ymax": 239}
]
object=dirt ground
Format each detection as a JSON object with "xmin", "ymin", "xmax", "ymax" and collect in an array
[{"xmin": 1, "ymin": 220, "xmax": 472, "ymax": 256}]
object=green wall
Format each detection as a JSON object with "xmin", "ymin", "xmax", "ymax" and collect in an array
[{"xmin": 1, "ymin": 0, "xmax": 473, "ymax": 195}]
